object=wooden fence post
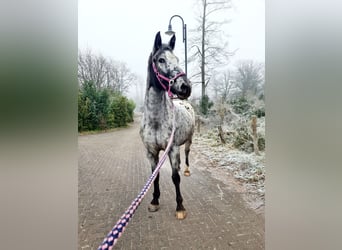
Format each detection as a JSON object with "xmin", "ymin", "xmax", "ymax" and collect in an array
[
  {"xmin": 251, "ymin": 115, "xmax": 260, "ymax": 155},
  {"xmin": 196, "ymin": 115, "xmax": 200, "ymax": 133},
  {"xmin": 218, "ymin": 125, "xmax": 226, "ymax": 144}
]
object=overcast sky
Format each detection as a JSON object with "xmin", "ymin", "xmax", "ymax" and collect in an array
[{"xmin": 78, "ymin": 0, "xmax": 264, "ymax": 98}]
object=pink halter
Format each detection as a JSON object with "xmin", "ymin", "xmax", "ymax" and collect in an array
[{"xmin": 152, "ymin": 62, "xmax": 186, "ymax": 98}]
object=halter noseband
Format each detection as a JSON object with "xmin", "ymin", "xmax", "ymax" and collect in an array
[{"xmin": 152, "ymin": 62, "xmax": 186, "ymax": 98}]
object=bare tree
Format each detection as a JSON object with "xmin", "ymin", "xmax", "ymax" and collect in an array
[
  {"xmin": 212, "ymin": 70, "xmax": 236, "ymax": 140},
  {"xmin": 133, "ymin": 74, "xmax": 145, "ymax": 111},
  {"xmin": 78, "ymin": 49, "xmax": 107, "ymax": 89},
  {"xmin": 78, "ymin": 49, "xmax": 137, "ymax": 95},
  {"xmin": 212, "ymin": 70, "xmax": 235, "ymax": 103},
  {"xmin": 189, "ymin": 0, "xmax": 232, "ymax": 99},
  {"xmin": 234, "ymin": 60, "xmax": 264, "ymax": 99},
  {"xmin": 114, "ymin": 62, "xmax": 137, "ymax": 94}
]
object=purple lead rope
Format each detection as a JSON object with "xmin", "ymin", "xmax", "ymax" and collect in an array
[{"xmin": 98, "ymin": 103, "xmax": 175, "ymax": 250}]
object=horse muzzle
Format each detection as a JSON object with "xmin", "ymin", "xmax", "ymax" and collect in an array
[{"xmin": 172, "ymin": 78, "xmax": 191, "ymax": 100}]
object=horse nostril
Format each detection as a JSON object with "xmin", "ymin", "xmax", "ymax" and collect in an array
[{"xmin": 181, "ymin": 84, "xmax": 191, "ymax": 95}]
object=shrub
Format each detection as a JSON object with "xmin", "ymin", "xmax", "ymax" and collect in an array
[
  {"xmin": 110, "ymin": 95, "xmax": 128, "ymax": 127},
  {"xmin": 253, "ymin": 107, "xmax": 265, "ymax": 118},
  {"xmin": 126, "ymin": 99, "xmax": 136, "ymax": 123},
  {"xmin": 200, "ymin": 95, "xmax": 214, "ymax": 115},
  {"xmin": 78, "ymin": 82, "xmax": 136, "ymax": 132},
  {"xmin": 230, "ymin": 97, "xmax": 251, "ymax": 115},
  {"xmin": 97, "ymin": 88, "xmax": 110, "ymax": 128},
  {"xmin": 233, "ymin": 125, "xmax": 253, "ymax": 152},
  {"xmin": 258, "ymin": 137, "xmax": 265, "ymax": 151}
]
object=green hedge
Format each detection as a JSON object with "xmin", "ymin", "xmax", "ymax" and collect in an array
[{"xmin": 78, "ymin": 81, "xmax": 136, "ymax": 132}]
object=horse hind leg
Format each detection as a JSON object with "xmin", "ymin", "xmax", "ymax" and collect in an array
[{"xmin": 183, "ymin": 141, "xmax": 191, "ymax": 177}]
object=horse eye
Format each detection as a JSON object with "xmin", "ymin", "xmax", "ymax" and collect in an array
[{"xmin": 158, "ymin": 58, "xmax": 166, "ymax": 63}]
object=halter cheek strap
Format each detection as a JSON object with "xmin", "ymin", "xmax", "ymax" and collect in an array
[{"xmin": 152, "ymin": 62, "xmax": 185, "ymax": 98}]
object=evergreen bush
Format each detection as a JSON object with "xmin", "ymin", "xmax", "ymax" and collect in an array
[{"xmin": 78, "ymin": 82, "xmax": 136, "ymax": 132}]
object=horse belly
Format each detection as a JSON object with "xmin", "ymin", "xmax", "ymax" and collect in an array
[{"xmin": 174, "ymin": 107, "xmax": 195, "ymax": 146}]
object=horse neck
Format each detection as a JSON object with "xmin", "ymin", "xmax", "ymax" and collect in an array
[{"xmin": 144, "ymin": 70, "xmax": 172, "ymax": 122}]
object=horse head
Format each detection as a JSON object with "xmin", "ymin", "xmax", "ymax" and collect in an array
[{"xmin": 150, "ymin": 31, "xmax": 191, "ymax": 100}]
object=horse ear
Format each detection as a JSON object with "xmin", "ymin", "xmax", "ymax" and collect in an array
[
  {"xmin": 169, "ymin": 34, "xmax": 176, "ymax": 50},
  {"xmin": 153, "ymin": 31, "xmax": 162, "ymax": 53}
]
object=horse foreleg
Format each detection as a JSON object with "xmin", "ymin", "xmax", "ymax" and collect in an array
[
  {"xmin": 169, "ymin": 147, "xmax": 186, "ymax": 219},
  {"xmin": 184, "ymin": 141, "xmax": 191, "ymax": 177},
  {"xmin": 147, "ymin": 151, "xmax": 160, "ymax": 212},
  {"xmin": 172, "ymin": 169, "xmax": 186, "ymax": 219}
]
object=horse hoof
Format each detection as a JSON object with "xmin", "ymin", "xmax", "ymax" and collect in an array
[
  {"xmin": 184, "ymin": 170, "xmax": 191, "ymax": 177},
  {"xmin": 175, "ymin": 210, "xmax": 187, "ymax": 220},
  {"xmin": 148, "ymin": 204, "xmax": 160, "ymax": 212}
]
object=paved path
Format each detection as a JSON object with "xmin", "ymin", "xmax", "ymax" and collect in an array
[{"xmin": 79, "ymin": 118, "xmax": 264, "ymax": 250}]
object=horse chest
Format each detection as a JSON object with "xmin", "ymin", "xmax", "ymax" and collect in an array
[{"xmin": 141, "ymin": 121, "xmax": 171, "ymax": 149}]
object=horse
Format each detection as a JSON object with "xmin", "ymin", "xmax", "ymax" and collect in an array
[{"xmin": 140, "ymin": 32, "xmax": 195, "ymax": 220}]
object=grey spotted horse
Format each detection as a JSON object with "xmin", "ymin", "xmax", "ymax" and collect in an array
[{"xmin": 140, "ymin": 32, "xmax": 195, "ymax": 220}]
